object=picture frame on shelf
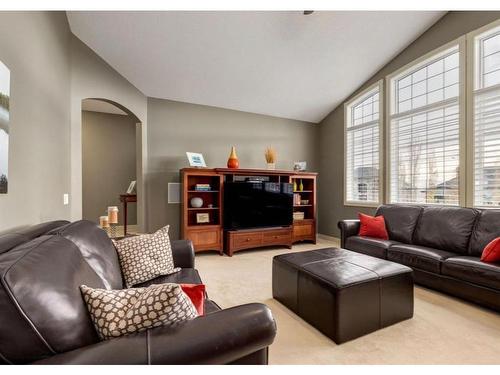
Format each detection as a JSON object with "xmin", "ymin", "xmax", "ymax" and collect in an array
[
  {"xmin": 293, "ymin": 161, "xmax": 307, "ymax": 172},
  {"xmin": 196, "ymin": 212, "xmax": 210, "ymax": 224},
  {"xmin": 186, "ymin": 152, "xmax": 207, "ymax": 168},
  {"xmin": 126, "ymin": 180, "xmax": 136, "ymax": 194}
]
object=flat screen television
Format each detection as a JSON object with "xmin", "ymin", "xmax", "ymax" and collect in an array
[{"xmin": 224, "ymin": 181, "xmax": 293, "ymax": 230}]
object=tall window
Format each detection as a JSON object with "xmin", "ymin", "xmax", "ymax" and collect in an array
[
  {"xmin": 345, "ymin": 82, "xmax": 382, "ymax": 205},
  {"xmin": 472, "ymin": 24, "xmax": 500, "ymax": 207},
  {"xmin": 388, "ymin": 45, "xmax": 461, "ymax": 205}
]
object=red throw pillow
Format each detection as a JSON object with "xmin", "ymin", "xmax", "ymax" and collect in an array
[
  {"xmin": 481, "ymin": 237, "xmax": 500, "ymax": 263},
  {"xmin": 180, "ymin": 284, "xmax": 206, "ymax": 315},
  {"xmin": 358, "ymin": 213, "xmax": 389, "ymax": 240}
]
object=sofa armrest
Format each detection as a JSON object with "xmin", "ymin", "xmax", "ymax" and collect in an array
[
  {"xmin": 171, "ymin": 239, "xmax": 195, "ymax": 268},
  {"xmin": 337, "ymin": 220, "xmax": 360, "ymax": 248},
  {"xmin": 33, "ymin": 303, "xmax": 276, "ymax": 365}
]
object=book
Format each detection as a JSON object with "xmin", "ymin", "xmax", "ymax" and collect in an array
[
  {"xmin": 195, "ymin": 184, "xmax": 212, "ymax": 191},
  {"xmin": 294, "ymin": 193, "xmax": 301, "ymax": 205}
]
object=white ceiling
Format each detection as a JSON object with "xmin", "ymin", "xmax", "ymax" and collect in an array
[
  {"xmin": 82, "ymin": 99, "xmax": 128, "ymax": 115},
  {"xmin": 67, "ymin": 11, "xmax": 445, "ymax": 123}
]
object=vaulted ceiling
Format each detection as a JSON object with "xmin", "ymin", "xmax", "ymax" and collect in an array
[{"xmin": 67, "ymin": 11, "xmax": 445, "ymax": 123}]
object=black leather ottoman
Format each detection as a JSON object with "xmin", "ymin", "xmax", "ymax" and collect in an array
[{"xmin": 272, "ymin": 248, "xmax": 414, "ymax": 344}]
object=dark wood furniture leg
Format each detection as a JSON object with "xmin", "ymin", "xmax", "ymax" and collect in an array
[
  {"xmin": 123, "ymin": 199, "xmax": 128, "ymax": 237},
  {"xmin": 119, "ymin": 194, "xmax": 137, "ymax": 237}
]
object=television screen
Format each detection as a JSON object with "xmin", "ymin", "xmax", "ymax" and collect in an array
[{"xmin": 224, "ymin": 181, "xmax": 293, "ymax": 230}]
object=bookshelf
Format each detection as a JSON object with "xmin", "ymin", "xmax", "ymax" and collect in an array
[
  {"xmin": 181, "ymin": 169, "xmax": 223, "ymax": 254},
  {"xmin": 290, "ymin": 175, "xmax": 317, "ymax": 243}
]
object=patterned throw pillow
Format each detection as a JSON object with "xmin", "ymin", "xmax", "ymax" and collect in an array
[
  {"xmin": 80, "ymin": 283, "xmax": 198, "ymax": 340},
  {"xmin": 112, "ymin": 225, "xmax": 180, "ymax": 287}
]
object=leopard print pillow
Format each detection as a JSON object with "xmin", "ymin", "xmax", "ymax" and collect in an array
[
  {"xmin": 80, "ymin": 283, "xmax": 198, "ymax": 340},
  {"xmin": 112, "ymin": 225, "xmax": 180, "ymax": 287}
]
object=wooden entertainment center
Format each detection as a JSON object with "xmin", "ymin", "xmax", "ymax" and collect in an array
[{"xmin": 180, "ymin": 167, "xmax": 317, "ymax": 256}]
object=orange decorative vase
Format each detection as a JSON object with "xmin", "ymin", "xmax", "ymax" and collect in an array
[{"xmin": 227, "ymin": 146, "xmax": 239, "ymax": 169}]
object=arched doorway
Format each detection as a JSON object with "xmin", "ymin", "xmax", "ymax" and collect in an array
[{"xmin": 81, "ymin": 98, "xmax": 144, "ymax": 235}]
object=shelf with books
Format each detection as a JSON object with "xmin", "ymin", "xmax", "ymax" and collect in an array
[{"xmin": 290, "ymin": 175, "xmax": 316, "ymax": 243}]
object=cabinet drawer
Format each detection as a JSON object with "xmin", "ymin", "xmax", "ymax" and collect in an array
[
  {"xmin": 233, "ymin": 232, "xmax": 263, "ymax": 248},
  {"xmin": 263, "ymin": 230, "xmax": 292, "ymax": 245}
]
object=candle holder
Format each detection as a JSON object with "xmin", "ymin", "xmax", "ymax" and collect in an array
[
  {"xmin": 98, "ymin": 206, "xmax": 119, "ymax": 238},
  {"xmin": 108, "ymin": 206, "xmax": 119, "ymax": 238},
  {"xmin": 110, "ymin": 224, "xmax": 118, "ymax": 238}
]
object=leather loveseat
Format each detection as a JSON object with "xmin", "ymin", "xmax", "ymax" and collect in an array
[
  {"xmin": 0, "ymin": 220, "xmax": 276, "ymax": 365},
  {"xmin": 338, "ymin": 205, "xmax": 500, "ymax": 312}
]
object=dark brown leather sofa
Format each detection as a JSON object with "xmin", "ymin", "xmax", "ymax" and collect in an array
[
  {"xmin": 0, "ymin": 220, "xmax": 276, "ymax": 365},
  {"xmin": 338, "ymin": 205, "xmax": 500, "ymax": 312}
]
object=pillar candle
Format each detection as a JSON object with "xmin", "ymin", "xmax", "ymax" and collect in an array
[
  {"xmin": 108, "ymin": 206, "xmax": 119, "ymax": 224},
  {"xmin": 99, "ymin": 216, "xmax": 110, "ymax": 228}
]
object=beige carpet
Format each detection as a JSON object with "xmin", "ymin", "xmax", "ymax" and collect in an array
[{"xmin": 196, "ymin": 236, "xmax": 500, "ymax": 364}]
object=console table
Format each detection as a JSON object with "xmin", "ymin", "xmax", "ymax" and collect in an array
[
  {"xmin": 180, "ymin": 168, "xmax": 317, "ymax": 255},
  {"xmin": 119, "ymin": 193, "xmax": 137, "ymax": 236}
]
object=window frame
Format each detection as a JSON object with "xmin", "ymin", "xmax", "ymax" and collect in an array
[
  {"xmin": 466, "ymin": 18, "xmax": 500, "ymax": 208},
  {"xmin": 385, "ymin": 37, "xmax": 467, "ymax": 207},
  {"xmin": 343, "ymin": 80, "xmax": 384, "ymax": 207}
]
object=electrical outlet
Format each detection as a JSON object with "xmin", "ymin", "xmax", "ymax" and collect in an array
[{"xmin": 63, "ymin": 193, "xmax": 69, "ymax": 205}]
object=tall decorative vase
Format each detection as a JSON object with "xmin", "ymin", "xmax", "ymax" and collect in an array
[
  {"xmin": 299, "ymin": 180, "xmax": 304, "ymax": 192},
  {"xmin": 227, "ymin": 146, "xmax": 239, "ymax": 169}
]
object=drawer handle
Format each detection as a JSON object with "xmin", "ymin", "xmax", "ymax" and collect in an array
[
  {"xmin": 274, "ymin": 236, "xmax": 278, "ymax": 239},
  {"xmin": 246, "ymin": 238, "xmax": 251, "ymax": 241}
]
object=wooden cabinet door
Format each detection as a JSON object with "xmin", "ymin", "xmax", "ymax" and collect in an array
[
  {"xmin": 186, "ymin": 227, "xmax": 222, "ymax": 252},
  {"xmin": 293, "ymin": 220, "xmax": 316, "ymax": 243}
]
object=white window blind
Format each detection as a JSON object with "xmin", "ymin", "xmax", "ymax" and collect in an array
[
  {"xmin": 389, "ymin": 46, "xmax": 461, "ymax": 205},
  {"xmin": 473, "ymin": 25, "xmax": 500, "ymax": 207},
  {"xmin": 345, "ymin": 85, "xmax": 381, "ymax": 204}
]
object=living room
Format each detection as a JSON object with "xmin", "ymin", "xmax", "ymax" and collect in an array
[{"xmin": 0, "ymin": 0, "xmax": 499, "ymax": 370}]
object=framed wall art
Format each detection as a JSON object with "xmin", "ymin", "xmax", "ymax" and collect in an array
[{"xmin": 0, "ymin": 61, "xmax": 10, "ymax": 194}]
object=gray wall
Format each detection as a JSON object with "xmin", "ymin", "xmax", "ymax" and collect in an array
[
  {"xmin": 0, "ymin": 12, "xmax": 149, "ymax": 231},
  {"xmin": 82, "ymin": 110, "xmax": 137, "ymax": 225},
  {"xmin": 147, "ymin": 98, "xmax": 318, "ymax": 238},
  {"xmin": 0, "ymin": 12, "xmax": 71, "ymax": 229},
  {"xmin": 70, "ymin": 36, "xmax": 148, "ymax": 231},
  {"xmin": 318, "ymin": 11, "xmax": 500, "ymax": 237}
]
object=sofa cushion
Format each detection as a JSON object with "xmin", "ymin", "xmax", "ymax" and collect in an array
[
  {"xmin": 0, "ymin": 220, "xmax": 69, "ymax": 255},
  {"xmin": 413, "ymin": 206, "xmax": 478, "ymax": 254},
  {"xmin": 481, "ymin": 237, "xmax": 500, "ymax": 263},
  {"xmin": 49, "ymin": 220, "xmax": 123, "ymax": 290},
  {"xmin": 112, "ymin": 226, "xmax": 180, "ymax": 288},
  {"xmin": 344, "ymin": 235, "xmax": 400, "ymax": 260},
  {"xmin": 358, "ymin": 213, "xmax": 389, "ymax": 239},
  {"xmin": 80, "ymin": 283, "xmax": 198, "ymax": 340},
  {"xmin": 468, "ymin": 209, "xmax": 500, "ymax": 257},
  {"xmin": 133, "ymin": 268, "xmax": 203, "ymax": 287},
  {"xmin": 442, "ymin": 256, "xmax": 500, "ymax": 291},
  {"xmin": 375, "ymin": 204, "xmax": 422, "ymax": 243},
  {"xmin": 0, "ymin": 236, "xmax": 103, "ymax": 364},
  {"xmin": 387, "ymin": 244, "xmax": 456, "ymax": 273},
  {"xmin": 180, "ymin": 284, "xmax": 206, "ymax": 315}
]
